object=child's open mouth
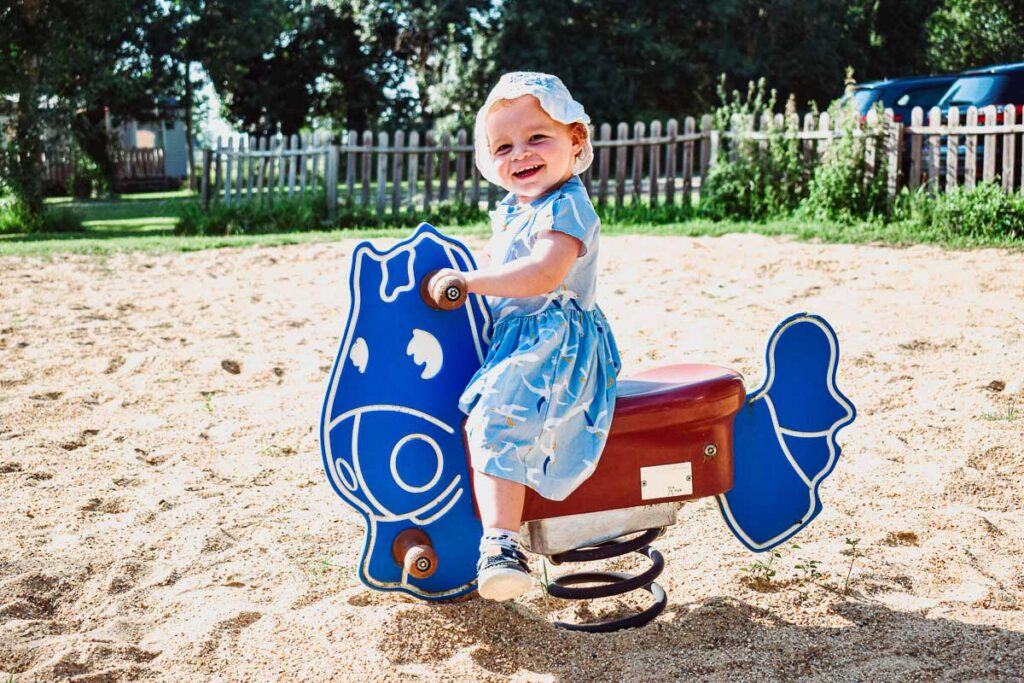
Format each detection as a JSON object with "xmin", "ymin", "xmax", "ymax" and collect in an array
[{"xmin": 512, "ymin": 164, "xmax": 543, "ymax": 180}]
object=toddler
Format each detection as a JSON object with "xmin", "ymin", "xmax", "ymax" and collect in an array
[{"xmin": 431, "ymin": 72, "xmax": 621, "ymax": 601}]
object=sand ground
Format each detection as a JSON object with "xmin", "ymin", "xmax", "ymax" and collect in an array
[{"xmin": 1, "ymin": 233, "xmax": 1022, "ymax": 682}]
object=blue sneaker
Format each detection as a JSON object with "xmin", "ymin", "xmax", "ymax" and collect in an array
[{"xmin": 477, "ymin": 545, "xmax": 532, "ymax": 601}]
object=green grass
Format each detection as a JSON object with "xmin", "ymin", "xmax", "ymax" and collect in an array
[{"xmin": 1, "ymin": 190, "xmax": 1021, "ymax": 257}]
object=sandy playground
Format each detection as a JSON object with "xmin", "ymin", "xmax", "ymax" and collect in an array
[{"xmin": 1, "ymin": 233, "xmax": 1022, "ymax": 682}]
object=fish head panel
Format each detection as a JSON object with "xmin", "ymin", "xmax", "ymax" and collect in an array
[
  {"xmin": 328, "ymin": 225, "xmax": 491, "ymax": 426},
  {"xmin": 319, "ymin": 224, "xmax": 490, "ymax": 599}
]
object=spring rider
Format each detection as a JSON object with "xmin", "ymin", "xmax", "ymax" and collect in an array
[{"xmin": 320, "ymin": 224, "xmax": 855, "ymax": 632}]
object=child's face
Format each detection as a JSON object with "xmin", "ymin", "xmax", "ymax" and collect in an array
[{"xmin": 485, "ymin": 95, "xmax": 584, "ymax": 202}]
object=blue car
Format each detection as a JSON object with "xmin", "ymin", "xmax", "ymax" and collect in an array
[
  {"xmin": 843, "ymin": 74, "xmax": 958, "ymax": 121},
  {"xmin": 939, "ymin": 62, "xmax": 1024, "ymax": 117},
  {"xmin": 930, "ymin": 63, "xmax": 1024, "ymax": 184}
]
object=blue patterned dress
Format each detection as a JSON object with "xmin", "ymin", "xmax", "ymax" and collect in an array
[{"xmin": 458, "ymin": 176, "xmax": 621, "ymax": 501}]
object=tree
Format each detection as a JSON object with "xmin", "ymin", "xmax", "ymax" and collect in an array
[
  {"xmin": 349, "ymin": 0, "xmax": 495, "ymax": 127},
  {"xmin": 926, "ymin": 0, "xmax": 1024, "ymax": 72},
  {"xmin": 1, "ymin": 0, "xmax": 185, "ymax": 213},
  {"xmin": 195, "ymin": 0, "xmax": 393, "ymax": 135}
]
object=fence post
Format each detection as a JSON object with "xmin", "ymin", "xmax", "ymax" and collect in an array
[
  {"xmin": 927, "ymin": 107, "xmax": 942, "ymax": 192},
  {"xmin": 664, "ymin": 119, "xmax": 677, "ymax": 205},
  {"xmin": 648, "ymin": 120, "xmax": 661, "ymax": 205},
  {"xmin": 470, "ymin": 143, "xmax": 481, "ymax": 209},
  {"xmin": 299, "ymin": 132, "xmax": 309, "ymax": 194},
  {"xmin": 964, "ymin": 107, "xmax": 978, "ymax": 190},
  {"xmin": 907, "ymin": 107, "xmax": 923, "ymax": 190},
  {"xmin": 1004, "ymin": 105, "xmax": 1017, "ymax": 192},
  {"xmin": 327, "ymin": 142, "xmax": 338, "ymax": 220},
  {"xmin": 982, "ymin": 105, "xmax": 997, "ymax": 183},
  {"xmin": 275, "ymin": 134, "xmax": 286, "ymax": 199},
  {"xmin": 287, "ymin": 134, "xmax": 299, "ymax": 197},
  {"xmin": 424, "ymin": 131, "xmax": 435, "ymax": 211},
  {"xmin": 246, "ymin": 135, "xmax": 255, "ymax": 199},
  {"xmin": 311, "ymin": 132, "xmax": 321, "ymax": 195},
  {"xmin": 631, "ymin": 121, "xmax": 645, "ymax": 204},
  {"xmin": 439, "ymin": 131, "xmax": 451, "ymax": 202},
  {"xmin": 201, "ymin": 149, "xmax": 212, "ymax": 210},
  {"xmin": 455, "ymin": 129, "xmax": 467, "ymax": 203},
  {"xmin": 598, "ymin": 123, "xmax": 611, "ymax": 206},
  {"xmin": 615, "ymin": 122, "xmax": 628, "ymax": 208},
  {"xmin": 884, "ymin": 109, "xmax": 904, "ymax": 207},
  {"xmin": 255, "ymin": 136, "xmax": 267, "ymax": 203},
  {"xmin": 224, "ymin": 136, "xmax": 235, "ymax": 205},
  {"xmin": 392, "ymin": 129, "xmax": 405, "ymax": 214},
  {"xmin": 407, "ymin": 130, "xmax": 420, "ymax": 211},
  {"xmin": 346, "ymin": 130, "xmax": 357, "ymax": 202},
  {"xmin": 698, "ymin": 115, "xmax": 713, "ymax": 188},
  {"xmin": 682, "ymin": 116, "xmax": 695, "ymax": 204},
  {"xmin": 361, "ymin": 130, "xmax": 373, "ymax": 206},
  {"xmin": 235, "ymin": 135, "xmax": 245, "ymax": 202},
  {"xmin": 376, "ymin": 131, "xmax": 388, "ymax": 216},
  {"xmin": 946, "ymin": 107, "xmax": 960, "ymax": 192},
  {"xmin": 864, "ymin": 110, "xmax": 878, "ymax": 185}
]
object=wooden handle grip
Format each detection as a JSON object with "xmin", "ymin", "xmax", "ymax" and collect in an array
[
  {"xmin": 392, "ymin": 528, "xmax": 438, "ymax": 580},
  {"xmin": 421, "ymin": 270, "xmax": 467, "ymax": 311}
]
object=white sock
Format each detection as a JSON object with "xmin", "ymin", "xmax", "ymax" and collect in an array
[{"xmin": 480, "ymin": 526, "xmax": 520, "ymax": 554}]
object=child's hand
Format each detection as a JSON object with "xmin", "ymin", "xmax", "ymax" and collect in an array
[{"xmin": 421, "ymin": 268, "xmax": 468, "ymax": 310}]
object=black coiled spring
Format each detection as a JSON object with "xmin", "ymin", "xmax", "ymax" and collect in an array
[{"xmin": 545, "ymin": 527, "xmax": 667, "ymax": 632}]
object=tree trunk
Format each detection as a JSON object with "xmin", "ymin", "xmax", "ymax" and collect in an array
[
  {"xmin": 14, "ymin": 56, "xmax": 46, "ymax": 217},
  {"xmin": 184, "ymin": 61, "xmax": 196, "ymax": 191},
  {"xmin": 9, "ymin": 0, "xmax": 46, "ymax": 218}
]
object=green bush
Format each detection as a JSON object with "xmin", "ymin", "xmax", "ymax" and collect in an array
[
  {"xmin": 700, "ymin": 78, "xmax": 806, "ymax": 222},
  {"xmin": 801, "ymin": 95, "xmax": 889, "ymax": 223},
  {"xmin": 66, "ymin": 154, "xmax": 107, "ymax": 199},
  {"xmin": 176, "ymin": 196, "xmax": 329, "ymax": 236},
  {"xmin": 0, "ymin": 197, "xmax": 83, "ymax": 233},
  {"xmin": 596, "ymin": 201, "xmax": 694, "ymax": 225},
  {"xmin": 928, "ymin": 183, "xmax": 1024, "ymax": 239},
  {"xmin": 175, "ymin": 195, "xmax": 488, "ymax": 236}
]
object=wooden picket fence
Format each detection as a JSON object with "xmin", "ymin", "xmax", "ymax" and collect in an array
[
  {"xmin": 200, "ymin": 132, "xmax": 334, "ymax": 209},
  {"xmin": 43, "ymin": 145, "xmax": 172, "ymax": 194},
  {"xmin": 198, "ymin": 105, "xmax": 1024, "ymax": 217},
  {"xmin": 903, "ymin": 105, "xmax": 1024, "ymax": 193},
  {"xmin": 199, "ymin": 118, "xmax": 720, "ymax": 216}
]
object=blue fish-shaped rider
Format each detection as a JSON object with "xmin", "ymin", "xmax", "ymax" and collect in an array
[{"xmin": 320, "ymin": 224, "xmax": 491, "ymax": 599}]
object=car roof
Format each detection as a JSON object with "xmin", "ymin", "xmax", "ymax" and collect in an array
[
  {"xmin": 961, "ymin": 62, "xmax": 1024, "ymax": 75},
  {"xmin": 854, "ymin": 75, "xmax": 957, "ymax": 91}
]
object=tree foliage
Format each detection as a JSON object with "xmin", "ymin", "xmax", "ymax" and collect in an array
[
  {"xmin": 4, "ymin": 0, "xmax": 1024, "ymax": 223},
  {"xmin": 925, "ymin": 0, "xmax": 1024, "ymax": 73}
]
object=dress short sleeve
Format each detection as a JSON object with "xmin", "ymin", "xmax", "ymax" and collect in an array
[{"xmin": 545, "ymin": 191, "xmax": 600, "ymax": 257}]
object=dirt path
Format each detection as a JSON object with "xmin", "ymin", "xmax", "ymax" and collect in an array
[{"xmin": 1, "ymin": 234, "xmax": 1022, "ymax": 682}]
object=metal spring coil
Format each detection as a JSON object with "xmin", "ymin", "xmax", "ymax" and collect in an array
[{"xmin": 546, "ymin": 527, "xmax": 667, "ymax": 632}]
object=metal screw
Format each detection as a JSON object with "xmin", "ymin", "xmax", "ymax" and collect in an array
[
  {"xmin": 704, "ymin": 443, "xmax": 718, "ymax": 458},
  {"xmin": 445, "ymin": 286, "xmax": 460, "ymax": 301}
]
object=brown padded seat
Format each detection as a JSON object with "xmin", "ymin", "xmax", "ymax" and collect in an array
[
  {"xmin": 613, "ymin": 365, "xmax": 747, "ymax": 434},
  {"xmin": 521, "ymin": 364, "xmax": 746, "ymax": 521}
]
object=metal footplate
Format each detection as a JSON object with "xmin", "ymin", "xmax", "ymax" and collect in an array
[{"xmin": 544, "ymin": 528, "xmax": 667, "ymax": 633}]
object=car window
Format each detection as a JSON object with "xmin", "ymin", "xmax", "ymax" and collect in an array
[
  {"xmin": 939, "ymin": 75, "xmax": 1008, "ymax": 107},
  {"xmin": 849, "ymin": 89, "xmax": 881, "ymax": 113},
  {"xmin": 893, "ymin": 84, "xmax": 953, "ymax": 108}
]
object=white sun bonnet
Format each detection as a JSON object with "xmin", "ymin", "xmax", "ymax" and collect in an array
[{"xmin": 473, "ymin": 72, "xmax": 593, "ymax": 189}]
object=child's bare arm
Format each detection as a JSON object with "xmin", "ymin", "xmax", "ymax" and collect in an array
[{"xmin": 465, "ymin": 231, "xmax": 580, "ymax": 298}]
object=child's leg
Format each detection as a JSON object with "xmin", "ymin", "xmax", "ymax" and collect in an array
[
  {"xmin": 473, "ymin": 471, "xmax": 525, "ymax": 530},
  {"xmin": 472, "ymin": 471, "xmax": 530, "ymax": 601}
]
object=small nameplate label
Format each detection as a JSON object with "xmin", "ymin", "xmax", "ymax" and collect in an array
[{"xmin": 640, "ymin": 462, "xmax": 693, "ymax": 500}]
